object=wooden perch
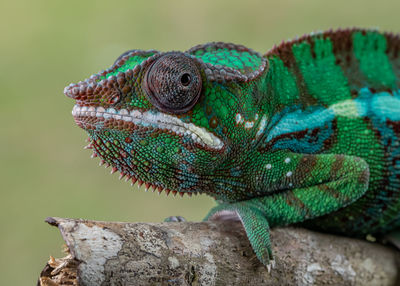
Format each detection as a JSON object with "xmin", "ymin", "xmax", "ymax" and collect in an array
[{"xmin": 39, "ymin": 217, "xmax": 400, "ymax": 286}]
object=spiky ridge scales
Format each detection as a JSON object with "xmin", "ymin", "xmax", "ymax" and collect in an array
[{"xmin": 67, "ymin": 28, "xmax": 400, "ymax": 266}]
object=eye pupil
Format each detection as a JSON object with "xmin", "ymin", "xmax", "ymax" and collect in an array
[{"xmin": 180, "ymin": 73, "xmax": 191, "ymax": 86}]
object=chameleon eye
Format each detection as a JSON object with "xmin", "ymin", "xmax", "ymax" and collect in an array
[{"xmin": 143, "ymin": 53, "xmax": 202, "ymax": 114}]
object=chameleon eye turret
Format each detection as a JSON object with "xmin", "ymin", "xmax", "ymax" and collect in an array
[{"xmin": 142, "ymin": 53, "xmax": 202, "ymax": 114}]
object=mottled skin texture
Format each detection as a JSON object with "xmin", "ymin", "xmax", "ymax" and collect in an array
[{"xmin": 65, "ymin": 29, "xmax": 400, "ymax": 266}]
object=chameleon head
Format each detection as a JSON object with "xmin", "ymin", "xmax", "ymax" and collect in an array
[{"xmin": 64, "ymin": 43, "xmax": 268, "ymax": 198}]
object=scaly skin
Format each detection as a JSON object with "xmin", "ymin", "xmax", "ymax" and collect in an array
[{"xmin": 65, "ymin": 29, "xmax": 400, "ymax": 266}]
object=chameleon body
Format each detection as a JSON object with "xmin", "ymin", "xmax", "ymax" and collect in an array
[{"xmin": 65, "ymin": 29, "xmax": 400, "ymax": 266}]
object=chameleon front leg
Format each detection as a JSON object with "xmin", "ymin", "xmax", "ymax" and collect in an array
[
  {"xmin": 204, "ymin": 200, "xmax": 274, "ymax": 265},
  {"xmin": 205, "ymin": 154, "xmax": 370, "ymax": 266}
]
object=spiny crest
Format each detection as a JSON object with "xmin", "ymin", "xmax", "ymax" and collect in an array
[{"xmin": 266, "ymin": 28, "xmax": 400, "ymax": 68}]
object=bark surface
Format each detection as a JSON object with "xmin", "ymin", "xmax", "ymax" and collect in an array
[{"xmin": 39, "ymin": 217, "xmax": 400, "ymax": 286}]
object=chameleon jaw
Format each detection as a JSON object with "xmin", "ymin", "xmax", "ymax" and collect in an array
[{"xmin": 72, "ymin": 105, "xmax": 224, "ymax": 150}]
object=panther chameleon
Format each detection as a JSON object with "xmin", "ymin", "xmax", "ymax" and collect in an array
[{"xmin": 64, "ymin": 28, "xmax": 400, "ymax": 266}]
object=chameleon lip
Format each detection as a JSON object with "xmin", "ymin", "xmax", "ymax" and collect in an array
[{"xmin": 72, "ymin": 104, "xmax": 224, "ymax": 150}]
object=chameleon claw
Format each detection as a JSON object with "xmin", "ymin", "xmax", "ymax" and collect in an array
[
  {"xmin": 266, "ymin": 260, "xmax": 276, "ymax": 273},
  {"xmin": 165, "ymin": 216, "xmax": 186, "ymax": 222}
]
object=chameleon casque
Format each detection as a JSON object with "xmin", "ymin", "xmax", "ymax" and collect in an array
[{"xmin": 65, "ymin": 29, "xmax": 400, "ymax": 266}]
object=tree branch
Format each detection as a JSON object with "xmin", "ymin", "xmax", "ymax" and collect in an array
[{"xmin": 38, "ymin": 217, "xmax": 400, "ymax": 286}]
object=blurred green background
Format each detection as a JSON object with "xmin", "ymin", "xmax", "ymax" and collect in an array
[{"xmin": 1, "ymin": 0, "xmax": 399, "ymax": 284}]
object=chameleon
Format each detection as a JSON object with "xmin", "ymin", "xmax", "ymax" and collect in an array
[{"xmin": 65, "ymin": 28, "xmax": 400, "ymax": 266}]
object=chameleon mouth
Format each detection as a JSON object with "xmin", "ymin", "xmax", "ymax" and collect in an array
[{"xmin": 72, "ymin": 105, "xmax": 224, "ymax": 150}]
